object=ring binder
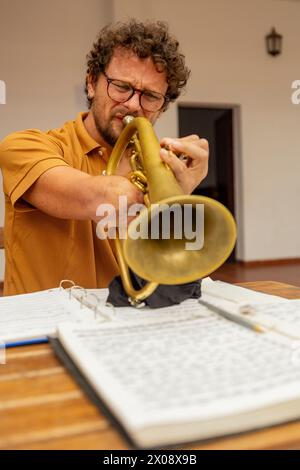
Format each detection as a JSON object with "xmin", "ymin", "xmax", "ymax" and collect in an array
[
  {"xmin": 63, "ymin": 281, "xmax": 116, "ymax": 322},
  {"xmin": 0, "ymin": 280, "xmax": 115, "ymax": 346},
  {"xmin": 70, "ymin": 286, "xmax": 88, "ymax": 307}
]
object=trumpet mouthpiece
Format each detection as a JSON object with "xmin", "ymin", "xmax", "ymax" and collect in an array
[{"xmin": 123, "ymin": 115, "xmax": 135, "ymax": 126}]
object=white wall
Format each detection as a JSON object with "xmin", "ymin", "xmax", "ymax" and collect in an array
[
  {"xmin": 113, "ymin": 0, "xmax": 300, "ymax": 261},
  {"xmin": 0, "ymin": 0, "xmax": 113, "ymax": 278},
  {"xmin": 1, "ymin": 0, "xmax": 300, "ymax": 273}
]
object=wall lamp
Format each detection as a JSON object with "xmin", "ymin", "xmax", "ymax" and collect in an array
[{"xmin": 266, "ymin": 27, "xmax": 283, "ymax": 56}]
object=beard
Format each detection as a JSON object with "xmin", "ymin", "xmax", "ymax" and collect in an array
[
  {"xmin": 91, "ymin": 100, "xmax": 138, "ymax": 147},
  {"xmin": 93, "ymin": 113, "xmax": 118, "ymax": 147}
]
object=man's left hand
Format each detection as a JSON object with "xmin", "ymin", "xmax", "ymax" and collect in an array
[{"xmin": 159, "ymin": 135, "xmax": 209, "ymax": 194}]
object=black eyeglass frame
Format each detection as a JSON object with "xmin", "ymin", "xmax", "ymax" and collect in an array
[{"xmin": 102, "ymin": 71, "xmax": 168, "ymax": 112}]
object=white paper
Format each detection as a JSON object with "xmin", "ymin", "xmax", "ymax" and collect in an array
[
  {"xmin": 0, "ymin": 288, "xmax": 93, "ymax": 342},
  {"xmin": 58, "ymin": 307, "xmax": 300, "ymax": 430}
]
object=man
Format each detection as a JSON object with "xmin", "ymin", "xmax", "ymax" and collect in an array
[{"xmin": 0, "ymin": 19, "xmax": 208, "ymax": 296}]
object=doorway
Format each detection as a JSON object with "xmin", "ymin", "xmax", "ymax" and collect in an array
[{"xmin": 178, "ymin": 105, "xmax": 238, "ymax": 261}]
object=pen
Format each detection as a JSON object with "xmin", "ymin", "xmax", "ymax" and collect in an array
[
  {"xmin": 5, "ymin": 337, "xmax": 49, "ymax": 348},
  {"xmin": 198, "ymin": 299, "xmax": 265, "ymax": 333}
]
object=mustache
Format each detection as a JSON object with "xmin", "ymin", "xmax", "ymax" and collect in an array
[{"xmin": 112, "ymin": 108, "xmax": 139, "ymax": 120}]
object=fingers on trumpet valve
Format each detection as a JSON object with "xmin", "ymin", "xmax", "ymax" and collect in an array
[{"xmin": 163, "ymin": 144, "xmax": 191, "ymax": 165}]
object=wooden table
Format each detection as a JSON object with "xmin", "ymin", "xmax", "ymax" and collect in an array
[{"xmin": 1, "ymin": 281, "xmax": 300, "ymax": 450}]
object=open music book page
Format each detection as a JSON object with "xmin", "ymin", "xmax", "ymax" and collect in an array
[
  {"xmin": 201, "ymin": 278, "xmax": 287, "ymax": 303},
  {"xmin": 0, "ymin": 288, "xmax": 94, "ymax": 344},
  {"xmin": 199, "ymin": 279, "xmax": 300, "ymax": 339},
  {"xmin": 55, "ymin": 304, "xmax": 300, "ymax": 448}
]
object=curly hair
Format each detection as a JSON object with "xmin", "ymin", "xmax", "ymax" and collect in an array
[{"xmin": 85, "ymin": 19, "xmax": 190, "ymax": 110}]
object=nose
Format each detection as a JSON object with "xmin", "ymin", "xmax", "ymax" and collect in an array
[{"xmin": 124, "ymin": 90, "xmax": 142, "ymax": 114}]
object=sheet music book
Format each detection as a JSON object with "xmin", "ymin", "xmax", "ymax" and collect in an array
[
  {"xmin": 0, "ymin": 278, "xmax": 286, "ymax": 346},
  {"xmin": 54, "ymin": 296, "xmax": 300, "ymax": 448}
]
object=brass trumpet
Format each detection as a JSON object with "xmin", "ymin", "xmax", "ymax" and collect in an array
[{"xmin": 106, "ymin": 116, "xmax": 236, "ymax": 306}]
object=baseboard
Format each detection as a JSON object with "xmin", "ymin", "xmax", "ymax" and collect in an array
[{"xmin": 237, "ymin": 258, "xmax": 300, "ymax": 267}]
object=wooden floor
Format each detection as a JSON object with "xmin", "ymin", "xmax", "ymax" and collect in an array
[{"xmin": 212, "ymin": 260, "xmax": 300, "ymax": 287}]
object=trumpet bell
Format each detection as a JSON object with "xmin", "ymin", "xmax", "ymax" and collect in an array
[{"xmin": 123, "ymin": 194, "xmax": 237, "ymax": 284}]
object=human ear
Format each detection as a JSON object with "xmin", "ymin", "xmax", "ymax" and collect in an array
[{"xmin": 86, "ymin": 74, "xmax": 95, "ymax": 99}]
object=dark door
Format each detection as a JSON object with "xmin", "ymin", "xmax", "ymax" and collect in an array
[{"xmin": 178, "ymin": 105, "xmax": 236, "ymax": 261}]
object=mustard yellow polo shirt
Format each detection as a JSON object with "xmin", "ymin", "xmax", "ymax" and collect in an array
[{"xmin": 0, "ymin": 112, "xmax": 119, "ymax": 295}]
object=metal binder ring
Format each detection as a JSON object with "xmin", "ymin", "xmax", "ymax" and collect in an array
[{"xmin": 59, "ymin": 279, "xmax": 75, "ymax": 290}]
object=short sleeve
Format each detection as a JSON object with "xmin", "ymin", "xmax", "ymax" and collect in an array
[{"xmin": 0, "ymin": 129, "xmax": 70, "ymax": 207}]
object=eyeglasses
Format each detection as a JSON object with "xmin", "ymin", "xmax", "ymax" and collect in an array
[{"xmin": 103, "ymin": 71, "xmax": 167, "ymax": 112}]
